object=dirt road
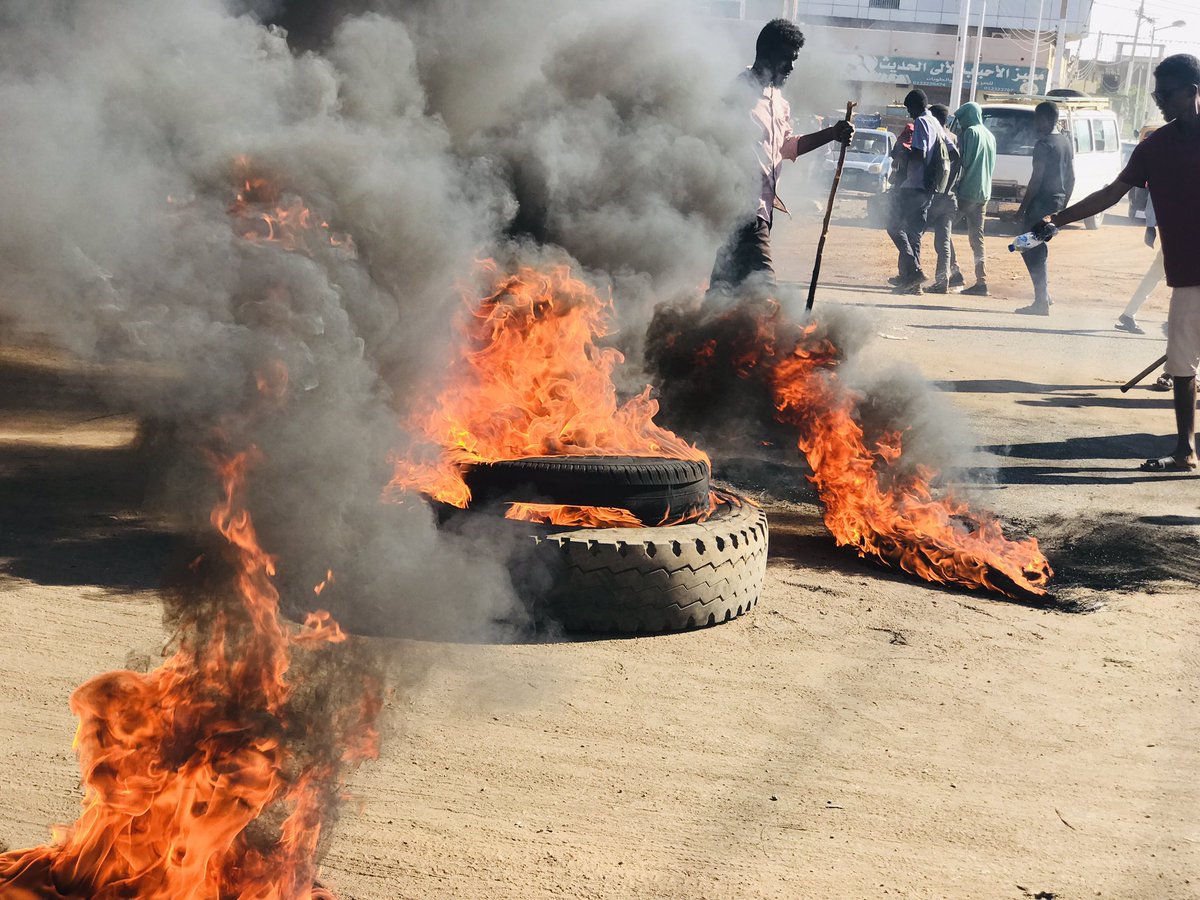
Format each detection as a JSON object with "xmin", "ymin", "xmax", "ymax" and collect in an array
[{"xmin": 1, "ymin": 206, "xmax": 1197, "ymax": 898}]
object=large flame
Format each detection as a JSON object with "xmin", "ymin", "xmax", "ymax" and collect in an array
[
  {"xmin": 655, "ymin": 298, "xmax": 1051, "ymax": 599},
  {"xmin": 0, "ymin": 448, "xmax": 379, "ymax": 899},
  {"xmin": 388, "ymin": 261, "xmax": 707, "ymax": 509},
  {"xmin": 0, "ymin": 164, "xmax": 379, "ymax": 898},
  {"xmin": 771, "ymin": 336, "xmax": 1051, "ymax": 598}
]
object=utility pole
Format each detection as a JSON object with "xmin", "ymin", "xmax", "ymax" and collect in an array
[
  {"xmin": 1026, "ymin": 0, "xmax": 1045, "ymax": 94},
  {"xmin": 1122, "ymin": 0, "xmax": 1145, "ymax": 92},
  {"xmin": 950, "ymin": 0, "xmax": 973, "ymax": 110},
  {"xmin": 969, "ymin": 0, "xmax": 987, "ymax": 103},
  {"xmin": 1051, "ymin": 0, "xmax": 1070, "ymax": 89}
]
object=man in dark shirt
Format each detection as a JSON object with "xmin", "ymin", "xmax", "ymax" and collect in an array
[
  {"xmin": 1014, "ymin": 101, "xmax": 1074, "ymax": 316},
  {"xmin": 1037, "ymin": 53, "xmax": 1200, "ymax": 471}
]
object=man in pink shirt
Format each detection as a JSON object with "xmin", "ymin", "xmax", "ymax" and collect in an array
[{"xmin": 710, "ymin": 19, "xmax": 853, "ymax": 290}]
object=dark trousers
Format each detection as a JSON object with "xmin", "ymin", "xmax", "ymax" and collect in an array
[
  {"xmin": 928, "ymin": 193, "xmax": 962, "ymax": 285},
  {"xmin": 1020, "ymin": 194, "xmax": 1065, "ymax": 307},
  {"xmin": 887, "ymin": 188, "xmax": 933, "ymax": 280},
  {"xmin": 710, "ymin": 216, "xmax": 774, "ymax": 289}
]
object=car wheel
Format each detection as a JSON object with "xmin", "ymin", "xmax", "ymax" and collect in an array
[
  {"xmin": 526, "ymin": 497, "xmax": 769, "ymax": 633},
  {"xmin": 463, "ymin": 455, "xmax": 711, "ymax": 524}
]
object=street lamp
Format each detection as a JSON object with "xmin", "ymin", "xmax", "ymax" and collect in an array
[{"xmin": 1137, "ymin": 18, "xmax": 1187, "ymax": 130}]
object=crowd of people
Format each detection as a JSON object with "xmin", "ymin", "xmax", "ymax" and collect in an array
[{"xmin": 715, "ymin": 18, "xmax": 1200, "ymax": 473}]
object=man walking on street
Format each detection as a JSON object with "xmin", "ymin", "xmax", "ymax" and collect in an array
[
  {"xmin": 709, "ymin": 19, "xmax": 853, "ymax": 291},
  {"xmin": 1035, "ymin": 53, "xmax": 1200, "ymax": 472},
  {"xmin": 951, "ymin": 101, "xmax": 995, "ymax": 296},
  {"xmin": 1014, "ymin": 100, "xmax": 1074, "ymax": 316},
  {"xmin": 1114, "ymin": 195, "xmax": 1164, "ymax": 337},
  {"xmin": 925, "ymin": 104, "xmax": 964, "ymax": 294},
  {"xmin": 889, "ymin": 89, "xmax": 944, "ymax": 296}
]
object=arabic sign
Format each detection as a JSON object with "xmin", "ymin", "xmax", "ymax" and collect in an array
[{"xmin": 848, "ymin": 54, "xmax": 1047, "ymax": 94}]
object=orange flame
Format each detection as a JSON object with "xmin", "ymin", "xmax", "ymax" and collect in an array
[
  {"xmin": 0, "ymin": 449, "xmax": 379, "ymax": 898},
  {"xmin": 388, "ymin": 261, "xmax": 707, "ymax": 508},
  {"xmin": 669, "ymin": 299, "xmax": 1051, "ymax": 599},
  {"xmin": 770, "ymin": 335, "xmax": 1051, "ymax": 597},
  {"xmin": 504, "ymin": 502, "xmax": 645, "ymax": 528},
  {"xmin": 313, "ymin": 569, "xmax": 335, "ymax": 596},
  {"xmin": 228, "ymin": 159, "xmax": 356, "ymax": 258}
]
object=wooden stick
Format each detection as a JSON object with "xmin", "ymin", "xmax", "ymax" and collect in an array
[
  {"xmin": 806, "ymin": 100, "xmax": 856, "ymax": 314},
  {"xmin": 1120, "ymin": 353, "xmax": 1167, "ymax": 393}
]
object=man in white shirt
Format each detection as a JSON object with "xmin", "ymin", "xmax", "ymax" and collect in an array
[{"xmin": 710, "ymin": 18, "xmax": 853, "ymax": 290}]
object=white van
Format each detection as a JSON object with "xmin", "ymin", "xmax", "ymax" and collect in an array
[{"xmin": 980, "ymin": 95, "xmax": 1123, "ymax": 228}]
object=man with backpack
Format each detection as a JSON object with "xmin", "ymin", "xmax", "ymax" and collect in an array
[
  {"xmin": 925, "ymin": 104, "xmax": 964, "ymax": 294},
  {"xmin": 889, "ymin": 89, "xmax": 950, "ymax": 296}
]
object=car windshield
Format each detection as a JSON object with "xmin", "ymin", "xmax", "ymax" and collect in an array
[
  {"xmin": 982, "ymin": 108, "xmax": 1037, "ymax": 156},
  {"xmin": 850, "ymin": 133, "xmax": 888, "ymax": 155}
]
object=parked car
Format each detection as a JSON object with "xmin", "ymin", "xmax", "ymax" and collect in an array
[
  {"xmin": 981, "ymin": 94, "xmax": 1123, "ymax": 229},
  {"xmin": 822, "ymin": 127, "xmax": 895, "ymax": 193}
]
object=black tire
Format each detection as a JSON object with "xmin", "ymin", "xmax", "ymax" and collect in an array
[
  {"xmin": 526, "ymin": 498, "xmax": 768, "ymax": 633},
  {"xmin": 463, "ymin": 455, "xmax": 711, "ymax": 525}
]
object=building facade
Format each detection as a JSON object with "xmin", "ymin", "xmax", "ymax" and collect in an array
[{"xmin": 700, "ymin": 0, "xmax": 1094, "ymax": 108}]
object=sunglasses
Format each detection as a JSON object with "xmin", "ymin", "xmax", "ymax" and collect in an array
[{"xmin": 1151, "ymin": 84, "xmax": 1196, "ymax": 102}]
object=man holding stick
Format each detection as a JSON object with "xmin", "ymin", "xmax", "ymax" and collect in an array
[
  {"xmin": 1035, "ymin": 54, "xmax": 1200, "ymax": 472},
  {"xmin": 710, "ymin": 19, "xmax": 853, "ymax": 290}
]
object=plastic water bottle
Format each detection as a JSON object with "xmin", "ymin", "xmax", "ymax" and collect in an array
[{"xmin": 1008, "ymin": 223, "xmax": 1058, "ymax": 252}]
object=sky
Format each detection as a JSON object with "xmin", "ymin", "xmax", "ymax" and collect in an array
[{"xmin": 1083, "ymin": 0, "xmax": 1200, "ymax": 62}]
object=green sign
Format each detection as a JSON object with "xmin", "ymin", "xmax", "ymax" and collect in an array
[{"xmin": 851, "ymin": 55, "xmax": 1048, "ymax": 94}]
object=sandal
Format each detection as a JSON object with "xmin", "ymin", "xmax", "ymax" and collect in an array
[
  {"xmin": 1139, "ymin": 455, "xmax": 1197, "ymax": 472},
  {"xmin": 1149, "ymin": 373, "xmax": 1172, "ymax": 392}
]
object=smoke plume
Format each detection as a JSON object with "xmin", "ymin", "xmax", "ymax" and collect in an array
[{"xmin": 0, "ymin": 0, "xmax": 764, "ymax": 632}]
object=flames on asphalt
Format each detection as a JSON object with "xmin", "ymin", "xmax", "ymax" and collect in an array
[
  {"xmin": 648, "ymin": 296, "xmax": 1053, "ymax": 600},
  {"xmin": 387, "ymin": 261, "xmax": 709, "ymax": 526},
  {"xmin": 0, "ymin": 169, "xmax": 380, "ymax": 899},
  {"xmin": 0, "ymin": 447, "xmax": 380, "ymax": 899}
]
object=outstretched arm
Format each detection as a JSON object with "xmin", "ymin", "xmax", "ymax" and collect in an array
[
  {"xmin": 1050, "ymin": 180, "xmax": 1134, "ymax": 228},
  {"xmin": 783, "ymin": 121, "xmax": 854, "ymax": 159}
]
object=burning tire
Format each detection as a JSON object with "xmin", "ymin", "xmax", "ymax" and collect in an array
[
  {"xmin": 464, "ymin": 455, "xmax": 711, "ymax": 524},
  {"xmin": 523, "ymin": 497, "xmax": 768, "ymax": 633}
]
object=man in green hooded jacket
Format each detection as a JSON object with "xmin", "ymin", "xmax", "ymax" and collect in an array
[{"xmin": 952, "ymin": 102, "xmax": 996, "ymax": 296}]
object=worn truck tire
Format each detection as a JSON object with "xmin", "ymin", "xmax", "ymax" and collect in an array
[
  {"xmin": 524, "ymin": 498, "xmax": 768, "ymax": 633},
  {"xmin": 463, "ymin": 455, "xmax": 711, "ymax": 524}
]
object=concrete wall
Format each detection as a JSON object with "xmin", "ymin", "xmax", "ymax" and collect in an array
[
  {"xmin": 821, "ymin": 23, "xmax": 1050, "ymax": 68},
  {"xmin": 789, "ymin": 0, "xmax": 1090, "ymax": 32},
  {"xmin": 703, "ymin": 0, "xmax": 1091, "ymax": 36}
]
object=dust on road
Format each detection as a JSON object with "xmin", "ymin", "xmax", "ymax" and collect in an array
[{"xmin": 1, "ymin": 209, "xmax": 1196, "ymax": 898}]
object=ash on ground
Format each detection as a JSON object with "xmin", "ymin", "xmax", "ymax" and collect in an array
[{"xmin": 1036, "ymin": 513, "xmax": 1200, "ymax": 598}]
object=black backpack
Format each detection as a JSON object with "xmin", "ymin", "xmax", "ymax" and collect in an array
[{"xmin": 923, "ymin": 127, "xmax": 952, "ymax": 194}]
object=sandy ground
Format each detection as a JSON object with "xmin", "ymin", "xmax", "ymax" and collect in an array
[{"xmin": 0, "ymin": 202, "xmax": 1197, "ymax": 899}]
